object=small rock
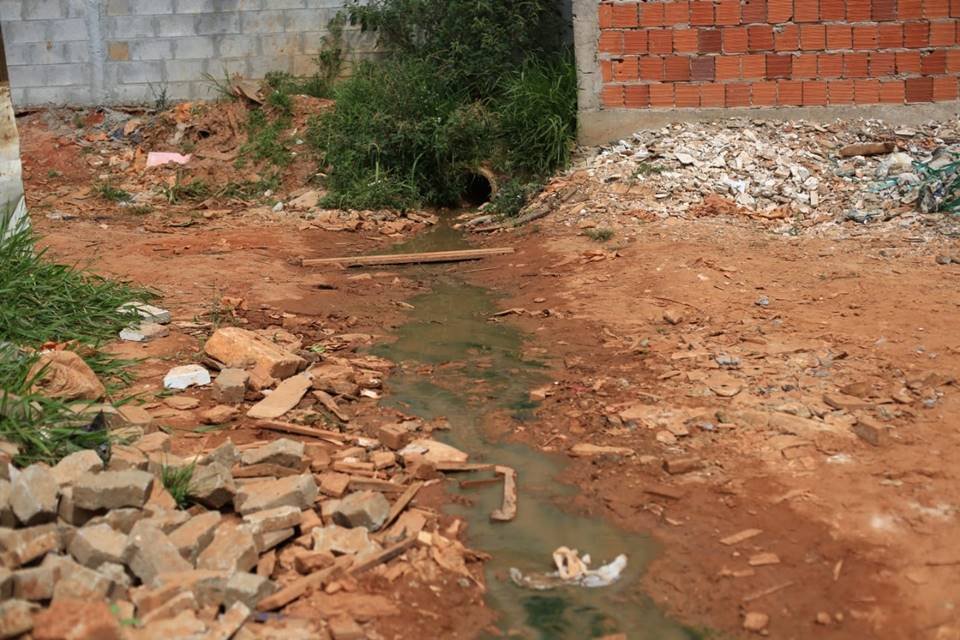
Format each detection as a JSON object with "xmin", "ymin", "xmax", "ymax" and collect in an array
[
  {"xmin": 0, "ymin": 600, "xmax": 33, "ymax": 639},
  {"xmin": 51, "ymin": 450, "xmax": 103, "ymax": 487},
  {"xmin": 663, "ymin": 309, "xmax": 683, "ymax": 325},
  {"xmin": 133, "ymin": 431, "xmax": 170, "ymax": 455},
  {"xmin": 28, "ymin": 351, "xmax": 105, "ymax": 401},
  {"xmin": 117, "ymin": 404, "xmax": 154, "ymax": 427},
  {"xmin": 163, "ymin": 364, "xmax": 211, "ymax": 390},
  {"xmin": 212, "ymin": 368, "xmax": 249, "ymax": 405},
  {"xmin": 241, "ymin": 438, "xmax": 304, "ymax": 468},
  {"xmin": 663, "ymin": 456, "xmax": 702, "ymax": 475},
  {"xmin": 815, "ymin": 611, "xmax": 832, "ymax": 625},
  {"xmin": 242, "ymin": 505, "xmax": 301, "ymax": 533},
  {"xmin": 743, "ymin": 611, "xmax": 769, "ymax": 632},
  {"xmin": 328, "ymin": 614, "xmax": 365, "ymax": 640},
  {"xmin": 203, "ymin": 440, "xmax": 238, "ymax": 468},
  {"xmin": 755, "ymin": 295, "xmax": 770, "ymax": 307},
  {"xmin": 68, "ymin": 524, "xmax": 127, "ymax": 568},
  {"xmin": 106, "ymin": 445, "xmax": 148, "ymax": 471},
  {"xmin": 201, "ymin": 405, "xmax": 239, "ymax": 425},
  {"xmin": 168, "ymin": 511, "xmax": 222, "ymax": 562},
  {"xmin": 309, "ymin": 363, "xmax": 358, "ymax": 396},
  {"xmin": 12, "ymin": 564, "xmax": 56, "ymax": 600},
  {"xmin": 11, "ymin": 464, "xmax": 59, "ymax": 526},
  {"xmin": 119, "ymin": 322, "xmax": 169, "ymax": 342},
  {"xmin": 936, "ymin": 254, "xmax": 954, "ymax": 265},
  {"xmin": 312, "ymin": 524, "xmax": 381, "ymax": 560},
  {"xmin": 50, "ymin": 560, "xmax": 112, "ymax": 601},
  {"xmin": 188, "ymin": 462, "xmax": 236, "ymax": 510},
  {"xmin": 124, "ymin": 520, "xmax": 192, "ymax": 583},
  {"xmin": 852, "ymin": 415, "xmax": 889, "ymax": 446},
  {"xmin": 234, "ymin": 473, "xmax": 317, "ymax": 515},
  {"xmin": 72, "ymin": 470, "xmax": 154, "ymax": 510},
  {"xmin": 197, "ymin": 524, "xmax": 258, "ymax": 573},
  {"xmin": 246, "ymin": 374, "xmax": 312, "ymax": 420},
  {"xmin": 204, "ymin": 327, "xmax": 305, "ymax": 380},
  {"xmin": 164, "ymin": 396, "xmax": 199, "ymax": 410},
  {"xmin": 331, "ymin": 491, "xmax": 390, "ymax": 531},
  {"xmin": 223, "ymin": 571, "xmax": 276, "ymax": 610}
]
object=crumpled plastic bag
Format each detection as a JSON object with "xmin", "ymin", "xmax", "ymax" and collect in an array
[{"xmin": 509, "ymin": 546, "xmax": 628, "ymax": 591}]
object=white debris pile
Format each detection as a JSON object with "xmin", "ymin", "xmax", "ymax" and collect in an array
[{"xmin": 564, "ymin": 118, "xmax": 960, "ymax": 229}]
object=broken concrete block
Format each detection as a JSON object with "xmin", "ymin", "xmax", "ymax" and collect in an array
[
  {"xmin": 371, "ymin": 451, "xmax": 396, "ymax": 470},
  {"xmin": 197, "ymin": 524, "xmax": 258, "ymax": 573},
  {"xmin": 163, "ymin": 364, "xmax": 211, "ymax": 390},
  {"xmin": 203, "ymin": 440, "xmax": 239, "ymax": 468},
  {"xmin": 201, "ymin": 405, "xmax": 240, "ymax": 425},
  {"xmin": 106, "ymin": 444, "xmax": 148, "ymax": 471},
  {"xmin": 312, "ymin": 525, "xmax": 381, "ymax": 560},
  {"xmin": 51, "ymin": 450, "xmax": 103, "ymax": 487},
  {"xmin": 188, "ymin": 462, "xmax": 236, "ymax": 510},
  {"xmin": 240, "ymin": 438, "xmax": 304, "ymax": 468},
  {"xmin": 209, "ymin": 602, "xmax": 251, "ymax": 640},
  {"xmin": 149, "ymin": 570, "xmax": 229, "ymax": 609},
  {"xmin": 72, "ymin": 470, "xmax": 154, "ymax": 510},
  {"xmin": 255, "ymin": 527, "xmax": 294, "ymax": 553},
  {"xmin": 331, "ymin": 490, "xmax": 390, "ymax": 531},
  {"xmin": 135, "ymin": 609, "xmax": 206, "ymax": 638},
  {"xmin": 318, "ymin": 472, "xmax": 350, "ymax": 498},
  {"xmin": 292, "ymin": 549, "xmax": 334, "ymax": 574},
  {"xmin": 204, "ymin": 327, "xmax": 305, "ymax": 380},
  {"xmin": 0, "ymin": 568, "xmax": 11, "ymax": 599},
  {"xmin": 124, "ymin": 520, "xmax": 192, "ymax": 584},
  {"xmin": 212, "ymin": 368, "xmax": 249, "ymax": 405},
  {"xmin": 120, "ymin": 302, "xmax": 171, "ymax": 324},
  {"xmin": 0, "ymin": 600, "xmax": 33, "ymax": 639},
  {"xmin": 377, "ymin": 424, "xmax": 410, "ymax": 450},
  {"xmin": 33, "ymin": 597, "xmax": 123, "ymax": 640},
  {"xmin": 68, "ymin": 523, "xmax": 127, "ymax": 568},
  {"xmin": 13, "ymin": 565, "xmax": 56, "ymax": 600},
  {"xmin": 168, "ymin": 511, "xmax": 222, "ymax": 562},
  {"xmin": 51, "ymin": 560, "xmax": 112, "ymax": 601},
  {"xmin": 97, "ymin": 562, "xmax": 132, "ymax": 600},
  {"xmin": 141, "ymin": 590, "xmax": 198, "ymax": 625},
  {"xmin": 246, "ymin": 374, "xmax": 312, "ymax": 420},
  {"xmin": 222, "ymin": 571, "xmax": 276, "ymax": 610},
  {"xmin": 0, "ymin": 480, "xmax": 15, "ymax": 528},
  {"xmin": 11, "ymin": 464, "xmax": 59, "ymax": 527},
  {"xmin": 328, "ymin": 614, "xmax": 365, "ymax": 640},
  {"xmin": 4, "ymin": 525, "xmax": 61, "ymax": 567},
  {"xmin": 400, "ymin": 439, "xmax": 468, "ymax": 465},
  {"xmin": 242, "ymin": 505, "xmax": 301, "ymax": 534},
  {"xmin": 140, "ymin": 508, "xmax": 190, "ymax": 533},
  {"xmin": 299, "ymin": 509, "xmax": 323, "ymax": 536},
  {"xmin": 234, "ymin": 474, "xmax": 317, "ymax": 515},
  {"xmin": 86, "ymin": 507, "xmax": 144, "ymax": 534},
  {"xmin": 133, "ymin": 431, "xmax": 170, "ymax": 455}
]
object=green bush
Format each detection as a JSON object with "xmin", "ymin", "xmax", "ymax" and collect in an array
[{"xmin": 308, "ymin": 0, "xmax": 576, "ymax": 211}]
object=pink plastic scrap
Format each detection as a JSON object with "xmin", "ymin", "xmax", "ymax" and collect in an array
[{"xmin": 146, "ymin": 152, "xmax": 192, "ymax": 167}]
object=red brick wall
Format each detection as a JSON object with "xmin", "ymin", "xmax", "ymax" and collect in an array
[{"xmin": 597, "ymin": 0, "xmax": 960, "ymax": 108}]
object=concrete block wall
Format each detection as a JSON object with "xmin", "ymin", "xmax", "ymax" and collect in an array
[
  {"xmin": 1, "ymin": 0, "xmax": 373, "ymax": 107},
  {"xmin": 574, "ymin": 0, "xmax": 960, "ymax": 142}
]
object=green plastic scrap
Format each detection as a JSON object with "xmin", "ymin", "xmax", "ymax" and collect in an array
[{"xmin": 917, "ymin": 150, "xmax": 960, "ymax": 214}]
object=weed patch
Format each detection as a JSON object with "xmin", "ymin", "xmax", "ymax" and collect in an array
[
  {"xmin": 162, "ymin": 462, "xmax": 195, "ymax": 509},
  {"xmin": 94, "ymin": 182, "xmax": 132, "ymax": 203}
]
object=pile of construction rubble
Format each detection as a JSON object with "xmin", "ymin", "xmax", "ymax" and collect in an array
[
  {"xmin": 486, "ymin": 118, "xmax": 960, "ymax": 236},
  {"xmin": 1, "ymin": 312, "xmax": 499, "ymax": 639}
]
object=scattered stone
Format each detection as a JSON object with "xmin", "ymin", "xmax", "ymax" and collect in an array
[
  {"xmin": 164, "ymin": 396, "xmax": 200, "ymax": 410},
  {"xmin": 50, "ymin": 560, "xmax": 112, "ymax": 601},
  {"xmin": 720, "ymin": 528, "xmax": 763, "ymax": 546},
  {"xmin": 312, "ymin": 525, "xmax": 381, "ymax": 560},
  {"xmin": 140, "ymin": 591, "xmax": 198, "ymax": 625},
  {"xmin": 370, "ymin": 451, "xmax": 396, "ymax": 470},
  {"xmin": 203, "ymin": 440, "xmax": 238, "ymax": 468},
  {"xmin": 0, "ymin": 481, "xmax": 12, "ymax": 528},
  {"xmin": 399, "ymin": 439, "xmax": 468, "ymax": 464},
  {"xmin": 12, "ymin": 564, "xmax": 56, "ymax": 600},
  {"xmin": 209, "ymin": 602, "xmax": 251, "ymax": 640},
  {"xmin": 11, "ymin": 464, "xmax": 59, "ymax": 526},
  {"xmin": 117, "ymin": 404, "xmax": 154, "ymax": 427},
  {"xmin": 3, "ymin": 525, "xmax": 61, "ymax": 567},
  {"xmin": 310, "ymin": 364, "xmax": 357, "ymax": 395},
  {"xmin": 169, "ymin": 511, "xmax": 222, "ymax": 562},
  {"xmin": 120, "ymin": 322, "xmax": 169, "ymax": 342},
  {"xmin": 663, "ymin": 309, "xmax": 683, "ymax": 325},
  {"xmin": 149, "ymin": 570, "xmax": 229, "ymax": 609},
  {"xmin": 246, "ymin": 374, "xmax": 312, "ymax": 419},
  {"xmin": 67, "ymin": 523, "xmax": 127, "ymax": 568},
  {"xmin": 318, "ymin": 472, "xmax": 351, "ymax": 498},
  {"xmin": 223, "ymin": 571, "xmax": 276, "ymax": 610},
  {"xmin": 72, "ymin": 470, "xmax": 154, "ymax": 510},
  {"xmin": 234, "ymin": 474, "xmax": 317, "ymax": 515},
  {"xmin": 743, "ymin": 611, "xmax": 770, "ymax": 632},
  {"xmin": 188, "ymin": 462, "xmax": 236, "ymax": 510},
  {"xmin": 243, "ymin": 505, "xmax": 301, "ymax": 533},
  {"xmin": 256, "ymin": 527, "xmax": 294, "ymax": 552},
  {"xmin": 569, "ymin": 443, "xmax": 634, "ymax": 457},
  {"xmin": 328, "ymin": 614, "xmax": 365, "ymax": 640},
  {"xmin": 133, "ymin": 431, "xmax": 170, "ymax": 455},
  {"xmin": 212, "ymin": 368, "xmax": 249, "ymax": 405},
  {"xmin": 28, "ymin": 351, "xmax": 105, "ymax": 401},
  {"xmin": 121, "ymin": 302, "xmax": 171, "ymax": 324},
  {"xmin": 289, "ymin": 190, "xmax": 322, "ymax": 210},
  {"xmin": 204, "ymin": 327, "xmax": 305, "ymax": 380},
  {"xmin": 853, "ymin": 415, "xmax": 889, "ymax": 446},
  {"xmin": 124, "ymin": 520, "xmax": 192, "ymax": 583},
  {"xmin": 377, "ymin": 424, "xmax": 410, "ymax": 450},
  {"xmin": 197, "ymin": 524, "xmax": 258, "ymax": 573},
  {"xmin": 0, "ymin": 600, "xmax": 33, "ymax": 639},
  {"xmin": 201, "ymin": 405, "xmax": 239, "ymax": 424},
  {"xmin": 97, "ymin": 562, "xmax": 132, "ymax": 600},
  {"xmin": 663, "ymin": 456, "xmax": 702, "ymax": 475},
  {"xmin": 293, "ymin": 550, "xmax": 335, "ymax": 574},
  {"xmin": 331, "ymin": 491, "xmax": 390, "ymax": 531},
  {"xmin": 816, "ymin": 611, "xmax": 832, "ymax": 625},
  {"xmin": 241, "ymin": 439, "xmax": 303, "ymax": 468},
  {"xmin": 163, "ymin": 364, "xmax": 211, "ymax": 390},
  {"xmin": 132, "ymin": 610, "xmax": 206, "ymax": 638},
  {"xmin": 936, "ymin": 254, "xmax": 954, "ymax": 265},
  {"xmin": 748, "ymin": 552, "xmax": 781, "ymax": 567},
  {"xmin": 51, "ymin": 450, "xmax": 103, "ymax": 487},
  {"xmin": 86, "ymin": 507, "xmax": 144, "ymax": 534},
  {"xmin": 106, "ymin": 445, "xmax": 148, "ymax": 471}
]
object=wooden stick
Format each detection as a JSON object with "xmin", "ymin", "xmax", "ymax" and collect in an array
[
  {"xmin": 490, "ymin": 465, "xmax": 517, "ymax": 522},
  {"xmin": 742, "ymin": 580, "xmax": 794, "ymax": 603},
  {"xmin": 349, "ymin": 536, "xmax": 418, "ymax": 575},
  {"xmin": 256, "ymin": 556, "xmax": 352, "ymax": 611},
  {"xmin": 435, "ymin": 462, "xmax": 495, "ymax": 473},
  {"xmin": 256, "ymin": 420, "xmax": 345, "ymax": 445},
  {"xmin": 302, "ymin": 247, "xmax": 514, "ymax": 268},
  {"xmin": 381, "ymin": 481, "xmax": 424, "ymax": 531}
]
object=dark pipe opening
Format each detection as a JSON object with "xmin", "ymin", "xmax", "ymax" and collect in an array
[{"xmin": 462, "ymin": 172, "xmax": 493, "ymax": 207}]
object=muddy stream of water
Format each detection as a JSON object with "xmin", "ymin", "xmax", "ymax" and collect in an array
[{"xmin": 373, "ymin": 225, "xmax": 699, "ymax": 639}]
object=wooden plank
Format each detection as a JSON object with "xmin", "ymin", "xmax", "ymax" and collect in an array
[
  {"xmin": 381, "ymin": 481, "xmax": 424, "ymax": 531},
  {"xmin": 256, "ymin": 556, "xmax": 353, "ymax": 611},
  {"xmin": 302, "ymin": 247, "xmax": 514, "ymax": 268},
  {"xmin": 435, "ymin": 462, "xmax": 495, "ymax": 473},
  {"xmin": 256, "ymin": 420, "xmax": 345, "ymax": 445},
  {"xmin": 490, "ymin": 465, "xmax": 517, "ymax": 523},
  {"xmin": 348, "ymin": 536, "xmax": 418, "ymax": 575}
]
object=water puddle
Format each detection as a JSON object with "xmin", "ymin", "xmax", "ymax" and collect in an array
[{"xmin": 373, "ymin": 225, "xmax": 700, "ymax": 639}]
